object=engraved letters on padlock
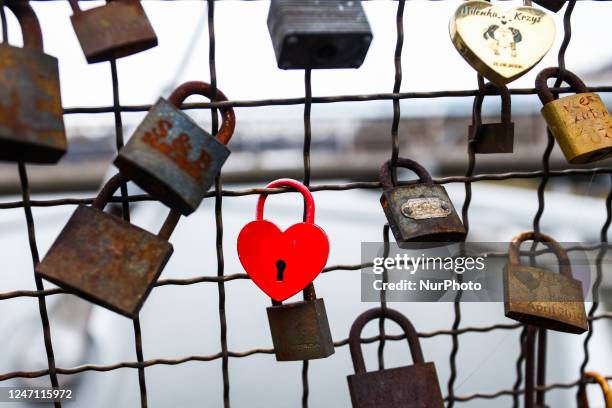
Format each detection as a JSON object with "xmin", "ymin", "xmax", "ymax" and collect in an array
[
  {"xmin": 69, "ymin": 0, "xmax": 158, "ymax": 63},
  {"xmin": 503, "ymin": 231, "xmax": 588, "ymax": 334},
  {"xmin": 114, "ymin": 82, "xmax": 236, "ymax": 216},
  {"xmin": 36, "ymin": 174, "xmax": 180, "ymax": 318},
  {"xmin": 347, "ymin": 308, "xmax": 444, "ymax": 408},
  {"xmin": 379, "ymin": 158, "xmax": 466, "ymax": 245},
  {"xmin": 267, "ymin": 0, "xmax": 373, "ymax": 69},
  {"xmin": 0, "ymin": 1, "xmax": 66, "ymax": 163},
  {"xmin": 537, "ymin": 67, "xmax": 612, "ymax": 164}
]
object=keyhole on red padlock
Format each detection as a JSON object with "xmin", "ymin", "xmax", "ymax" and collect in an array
[{"xmin": 276, "ymin": 260, "xmax": 287, "ymax": 281}]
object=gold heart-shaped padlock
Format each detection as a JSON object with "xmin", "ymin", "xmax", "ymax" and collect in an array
[{"xmin": 450, "ymin": 1, "xmax": 555, "ymax": 85}]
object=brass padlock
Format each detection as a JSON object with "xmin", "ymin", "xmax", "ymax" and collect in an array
[
  {"xmin": 578, "ymin": 371, "xmax": 612, "ymax": 408},
  {"xmin": 347, "ymin": 307, "xmax": 444, "ymax": 408},
  {"xmin": 503, "ymin": 231, "xmax": 588, "ymax": 334},
  {"xmin": 0, "ymin": 1, "xmax": 66, "ymax": 163},
  {"xmin": 532, "ymin": 0, "xmax": 566, "ymax": 12},
  {"xmin": 69, "ymin": 0, "xmax": 157, "ymax": 63},
  {"xmin": 536, "ymin": 67, "xmax": 612, "ymax": 164},
  {"xmin": 379, "ymin": 158, "xmax": 466, "ymax": 245},
  {"xmin": 469, "ymin": 82, "xmax": 514, "ymax": 154},
  {"xmin": 114, "ymin": 82, "xmax": 236, "ymax": 216},
  {"xmin": 36, "ymin": 173, "xmax": 180, "ymax": 318},
  {"xmin": 267, "ymin": 284, "xmax": 334, "ymax": 361},
  {"xmin": 267, "ymin": 0, "xmax": 373, "ymax": 69}
]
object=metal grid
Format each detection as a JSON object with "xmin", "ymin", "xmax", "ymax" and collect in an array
[{"xmin": 0, "ymin": 0, "xmax": 611, "ymax": 407}]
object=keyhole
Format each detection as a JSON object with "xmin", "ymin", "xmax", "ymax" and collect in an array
[{"xmin": 276, "ymin": 260, "xmax": 287, "ymax": 282}]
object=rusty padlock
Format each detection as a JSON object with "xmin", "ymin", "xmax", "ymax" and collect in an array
[
  {"xmin": 267, "ymin": 284, "xmax": 335, "ymax": 361},
  {"xmin": 578, "ymin": 371, "xmax": 612, "ymax": 408},
  {"xmin": 114, "ymin": 82, "xmax": 235, "ymax": 216},
  {"xmin": 69, "ymin": 0, "xmax": 157, "ymax": 63},
  {"xmin": 267, "ymin": 0, "xmax": 373, "ymax": 69},
  {"xmin": 536, "ymin": 67, "xmax": 612, "ymax": 164},
  {"xmin": 347, "ymin": 307, "xmax": 444, "ymax": 408},
  {"xmin": 0, "ymin": 0, "xmax": 66, "ymax": 163},
  {"xmin": 469, "ymin": 82, "xmax": 514, "ymax": 154},
  {"xmin": 532, "ymin": 0, "xmax": 566, "ymax": 12},
  {"xmin": 503, "ymin": 231, "xmax": 588, "ymax": 334},
  {"xmin": 379, "ymin": 158, "xmax": 466, "ymax": 245},
  {"xmin": 36, "ymin": 173, "xmax": 180, "ymax": 318}
]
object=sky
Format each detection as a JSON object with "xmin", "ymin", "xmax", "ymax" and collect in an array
[{"xmin": 5, "ymin": 0, "xmax": 612, "ymax": 127}]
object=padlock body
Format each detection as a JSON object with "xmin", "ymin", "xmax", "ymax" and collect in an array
[
  {"xmin": 347, "ymin": 362, "xmax": 444, "ymax": 408},
  {"xmin": 36, "ymin": 205, "xmax": 173, "ymax": 318},
  {"xmin": 114, "ymin": 98, "xmax": 230, "ymax": 215},
  {"xmin": 0, "ymin": 45, "xmax": 66, "ymax": 163},
  {"xmin": 532, "ymin": 0, "xmax": 565, "ymax": 12},
  {"xmin": 71, "ymin": 0, "xmax": 157, "ymax": 63},
  {"xmin": 267, "ymin": 0, "xmax": 372, "ymax": 69},
  {"xmin": 468, "ymin": 122, "xmax": 514, "ymax": 154},
  {"xmin": 541, "ymin": 93, "xmax": 612, "ymax": 164},
  {"xmin": 380, "ymin": 184, "xmax": 466, "ymax": 245},
  {"xmin": 503, "ymin": 263, "xmax": 588, "ymax": 334},
  {"xmin": 267, "ymin": 298, "xmax": 334, "ymax": 361}
]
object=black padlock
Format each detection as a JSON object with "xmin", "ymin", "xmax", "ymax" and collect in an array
[
  {"xmin": 347, "ymin": 307, "xmax": 444, "ymax": 408},
  {"xmin": 267, "ymin": 0, "xmax": 373, "ymax": 69},
  {"xmin": 469, "ymin": 82, "xmax": 514, "ymax": 154},
  {"xmin": 379, "ymin": 158, "xmax": 466, "ymax": 245},
  {"xmin": 267, "ymin": 283, "xmax": 335, "ymax": 361},
  {"xmin": 532, "ymin": 0, "xmax": 566, "ymax": 12}
]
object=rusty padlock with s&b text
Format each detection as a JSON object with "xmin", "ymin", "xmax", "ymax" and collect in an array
[
  {"xmin": 469, "ymin": 82, "xmax": 514, "ymax": 154},
  {"xmin": 114, "ymin": 82, "xmax": 235, "ymax": 216},
  {"xmin": 347, "ymin": 307, "xmax": 444, "ymax": 408},
  {"xmin": 380, "ymin": 158, "xmax": 466, "ymax": 245},
  {"xmin": 237, "ymin": 178, "xmax": 334, "ymax": 361},
  {"xmin": 0, "ymin": 0, "xmax": 66, "ymax": 163},
  {"xmin": 36, "ymin": 173, "xmax": 180, "ymax": 318},
  {"xmin": 69, "ymin": 0, "xmax": 157, "ymax": 63},
  {"xmin": 503, "ymin": 231, "xmax": 588, "ymax": 334},
  {"xmin": 536, "ymin": 67, "xmax": 612, "ymax": 164}
]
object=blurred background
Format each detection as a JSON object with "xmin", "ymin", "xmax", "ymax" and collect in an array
[{"xmin": 0, "ymin": 1, "xmax": 611, "ymax": 407}]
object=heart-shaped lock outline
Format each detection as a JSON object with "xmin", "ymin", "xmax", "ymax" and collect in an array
[
  {"xmin": 237, "ymin": 178, "xmax": 329, "ymax": 302},
  {"xmin": 449, "ymin": 1, "xmax": 555, "ymax": 85}
]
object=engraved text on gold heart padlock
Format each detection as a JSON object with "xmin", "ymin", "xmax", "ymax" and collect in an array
[{"xmin": 450, "ymin": 1, "xmax": 555, "ymax": 85}]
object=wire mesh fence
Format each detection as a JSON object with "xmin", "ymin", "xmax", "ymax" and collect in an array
[{"xmin": 0, "ymin": 1, "xmax": 610, "ymax": 407}]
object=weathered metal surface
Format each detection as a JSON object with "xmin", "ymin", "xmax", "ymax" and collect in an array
[
  {"xmin": 379, "ymin": 158, "xmax": 466, "ymax": 244},
  {"xmin": 267, "ymin": 0, "xmax": 372, "ymax": 69},
  {"xmin": 115, "ymin": 82, "xmax": 235, "ymax": 215},
  {"xmin": 537, "ymin": 67, "xmax": 612, "ymax": 164},
  {"xmin": 469, "ymin": 83, "xmax": 514, "ymax": 154},
  {"xmin": 0, "ymin": 1, "xmax": 66, "ymax": 163},
  {"xmin": 267, "ymin": 297, "xmax": 335, "ymax": 361},
  {"xmin": 532, "ymin": 0, "xmax": 566, "ymax": 12},
  {"xmin": 347, "ymin": 308, "xmax": 444, "ymax": 408},
  {"xmin": 503, "ymin": 231, "xmax": 588, "ymax": 334},
  {"xmin": 70, "ymin": 0, "xmax": 157, "ymax": 63}
]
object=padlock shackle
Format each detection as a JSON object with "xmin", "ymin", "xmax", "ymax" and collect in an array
[
  {"xmin": 168, "ymin": 81, "xmax": 236, "ymax": 146},
  {"xmin": 256, "ymin": 178, "xmax": 316, "ymax": 224},
  {"xmin": 471, "ymin": 82, "xmax": 512, "ymax": 128},
  {"xmin": 349, "ymin": 307, "xmax": 424, "ymax": 375},
  {"xmin": 93, "ymin": 173, "xmax": 181, "ymax": 240},
  {"xmin": 536, "ymin": 67, "xmax": 589, "ymax": 104},
  {"xmin": 577, "ymin": 371, "xmax": 612, "ymax": 408},
  {"xmin": 507, "ymin": 231, "xmax": 572, "ymax": 278},
  {"xmin": 2, "ymin": 0, "xmax": 43, "ymax": 51},
  {"xmin": 379, "ymin": 158, "xmax": 433, "ymax": 190}
]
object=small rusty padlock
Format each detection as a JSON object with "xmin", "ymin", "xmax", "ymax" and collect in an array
[
  {"xmin": 267, "ymin": 0, "xmax": 373, "ymax": 69},
  {"xmin": 536, "ymin": 67, "xmax": 612, "ymax": 164},
  {"xmin": 69, "ymin": 0, "xmax": 157, "ymax": 63},
  {"xmin": 114, "ymin": 82, "xmax": 235, "ymax": 216},
  {"xmin": 532, "ymin": 0, "xmax": 566, "ymax": 12},
  {"xmin": 0, "ymin": 0, "xmax": 66, "ymax": 163},
  {"xmin": 379, "ymin": 158, "xmax": 466, "ymax": 244},
  {"xmin": 347, "ymin": 307, "xmax": 444, "ymax": 408},
  {"xmin": 36, "ymin": 173, "xmax": 180, "ymax": 318},
  {"xmin": 503, "ymin": 231, "xmax": 588, "ymax": 334},
  {"xmin": 578, "ymin": 371, "xmax": 612, "ymax": 408},
  {"xmin": 469, "ymin": 83, "xmax": 514, "ymax": 154}
]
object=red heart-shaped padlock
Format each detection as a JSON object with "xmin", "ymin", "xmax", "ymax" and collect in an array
[{"xmin": 237, "ymin": 179, "xmax": 329, "ymax": 302}]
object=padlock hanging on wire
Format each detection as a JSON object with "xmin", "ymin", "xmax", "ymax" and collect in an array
[{"xmin": 468, "ymin": 82, "xmax": 514, "ymax": 154}]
